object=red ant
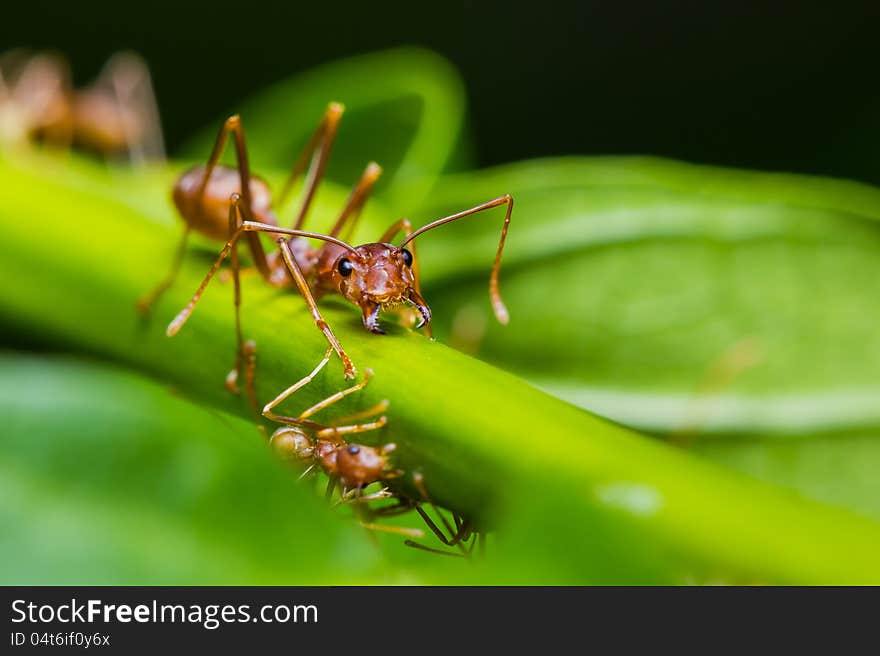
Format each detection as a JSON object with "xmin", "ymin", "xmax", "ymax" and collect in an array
[
  {"xmin": 138, "ymin": 104, "xmax": 375, "ymax": 406},
  {"xmin": 0, "ymin": 50, "xmax": 164, "ymax": 161},
  {"xmin": 264, "ymin": 347, "xmax": 395, "ymax": 495},
  {"xmin": 264, "ymin": 348, "xmax": 424, "ymax": 539},
  {"xmin": 265, "ymin": 348, "xmax": 482, "ymax": 555},
  {"xmin": 144, "ymin": 107, "xmax": 513, "ymax": 406}
]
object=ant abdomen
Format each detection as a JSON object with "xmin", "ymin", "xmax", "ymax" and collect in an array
[{"xmin": 173, "ymin": 165, "xmax": 277, "ymax": 241}]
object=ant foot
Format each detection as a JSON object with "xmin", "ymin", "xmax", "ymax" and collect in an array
[{"xmin": 341, "ymin": 356, "xmax": 357, "ymax": 380}]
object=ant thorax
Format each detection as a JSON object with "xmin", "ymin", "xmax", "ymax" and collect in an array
[{"xmin": 335, "ymin": 444, "xmax": 388, "ymax": 489}]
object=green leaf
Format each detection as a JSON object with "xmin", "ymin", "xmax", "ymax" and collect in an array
[
  {"xmin": 415, "ymin": 157, "xmax": 880, "ymax": 432},
  {"xmin": 409, "ymin": 156, "xmax": 880, "ymax": 519},
  {"xmin": 2, "ymin": 151, "xmax": 880, "ymax": 583},
  {"xmin": 179, "ymin": 47, "xmax": 469, "ymax": 209},
  {"xmin": 691, "ymin": 430, "xmax": 880, "ymax": 522}
]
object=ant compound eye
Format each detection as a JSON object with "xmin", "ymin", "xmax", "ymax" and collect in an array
[
  {"xmin": 337, "ymin": 258, "xmax": 354, "ymax": 277},
  {"xmin": 400, "ymin": 248, "xmax": 413, "ymax": 267},
  {"xmin": 347, "ymin": 445, "xmax": 361, "ymax": 455}
]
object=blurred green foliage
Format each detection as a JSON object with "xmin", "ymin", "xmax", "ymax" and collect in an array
[{"xmin": 1, "ymin": 49, "xmax": 879, "ymax": 584}]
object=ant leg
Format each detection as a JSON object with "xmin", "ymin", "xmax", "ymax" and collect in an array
[
  {"xmin": 262, "ymin": 349, "xmax": 388, "ymax": 435},
  {"xmin": 314, "ymin": 416, "xmax": 387, "ymax": 441},
  {"xmin": 414, "ymin": 505, "xmax": 470, "ymax": 554},
  {"xmin": 276, "ymin": 238, "xmax": 356, "ymax": 378},
  {"xmin": 100, "ymin": 51, "xmax": 165, "ymax": 162},
  {"xmin": 329, "ymin": 399, "xmax": 390, "ymax": 426},
  {"xmin": 412, "ymin": 473, "xmax": 460, "ymax": 542},
  {"xmin": 198, "ymin": 114, "xmax": 269, "ymax": 276},
  {"xmin": 341, "ymin": 488, "xmax": 395, "ymax": 504},
  {"xmin": 379, "ymin": 218, "xmax": 431, "ymax": 336},
  {"xmin": 296, "ymin": 368, "xmax": 378, "ymax": 420},
  {"xmin": 415, "ymin": 506, "xmax": 456, "ymax": 546},
  {"xmin": 243, "ymin": 339, "xmax": 260, "ymax": 424},
  {"xmin": 329, "ymin": 161, "xmax": 383, "ymax": 240},
  {"xmin": 166, "ymin": 219, "xmax": 357, "ymax": 379},
  {"xmin": 262, "ymin": 347, "xmax": 333, "ymax": 425},
  {"xmin": 455, "ymin": 519, "xmax": 475, "ymax": 547},
  {"xmin": 218, "ymin": 197, "xmax": 261, "ymax": 419},
  {"xmin": 12, "ymin": 53, "xmax": 73, "ymax": 150},
  {"xmin": 263, "ymin": 399, "xmax": 388, "ymax": 444},
  {"xmin": 277, "ymin": 102, "xmax": 345, "ymax": 230},
  {"xmin": 368, "ymin": 501, "xmax": 418, "ymax": 518},
  {"xmin": 403, "ymin": 540, "xmax": 466, "ymax": 558},
  {"xmin": 400, "ymin": 195, "xmax": 515, "ymax": 325},
  {"xmin": 298, "ymin": 463, "xmax": 317, "ymax": 481},
  {"xmin": 225, "ymin": 195, "xmax": 246, "ymax": 394},
  {"xmin": 349, "ymin": 495, "xmax": 424, "ymax": 538},
  {"xmin": 360, "ymin": 523, "xmax": 425, "ymax": 539},
  {"xmin": 136, "ymin": 226, "xmax": 191, "ymax": 314},
  {"xmin": 325, "ymin": 477, "xmax": 336, "ymax": 499}
]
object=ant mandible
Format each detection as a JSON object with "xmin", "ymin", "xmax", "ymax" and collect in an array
[
  {"xmin": 0, "ymin": 50, "xmax": 164, "ymax": 161},
  {"xmin": 156, "ymin": 109, "xmax": 514, "ymax": 391}
]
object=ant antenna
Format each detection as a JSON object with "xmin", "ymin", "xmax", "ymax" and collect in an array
[{"xmin": 399, "ymin": 195, "xmax": 513, "ymax": 324}]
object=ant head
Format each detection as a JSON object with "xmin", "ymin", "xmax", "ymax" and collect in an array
[
  {"xmin": 269, "ymin": 427, "xmax": 314, "ymax": 462},
  {"xmin": 334, "ymin": 443, "xmax": 395, "ymax": 489},
  {"xmin": 331, "ymin": 244, "xmax": 431, "ymax": 332}
]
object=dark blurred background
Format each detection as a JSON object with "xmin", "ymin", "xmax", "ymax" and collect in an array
[{"xmin": 3, "ymin": 0, "xmax": 879, "ymax": 183}]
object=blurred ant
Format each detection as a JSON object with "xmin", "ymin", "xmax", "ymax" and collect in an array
[
  {"xmin": 0, "ymin": 50, "xmax": 164, "ymax": 161},
  {"xmin": 266, "ymin": 347, "xmax": 482, "ymax": 554},
  {"xmin": 152, "ymin": 109, "xmax": 514, "ymax": 400}
]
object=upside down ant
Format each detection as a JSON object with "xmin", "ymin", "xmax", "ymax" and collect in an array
[
  {"xmin": 141, "ymin": 106, "xmax": 513, "ymax": 407},
  {"xmin": 265, "ymin": 348, "xmax": 482, "ymax": 554},
  {"xmin": 264, "ymin": 347, "xmax": 395, "ymax": 494},
  {"xmin": 264, "ymin": 347, "xmax": 422, "ymax": 539},
  {"xmin": 0, "ymin": 50, "xmax": 164, "ymax": 161}
]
